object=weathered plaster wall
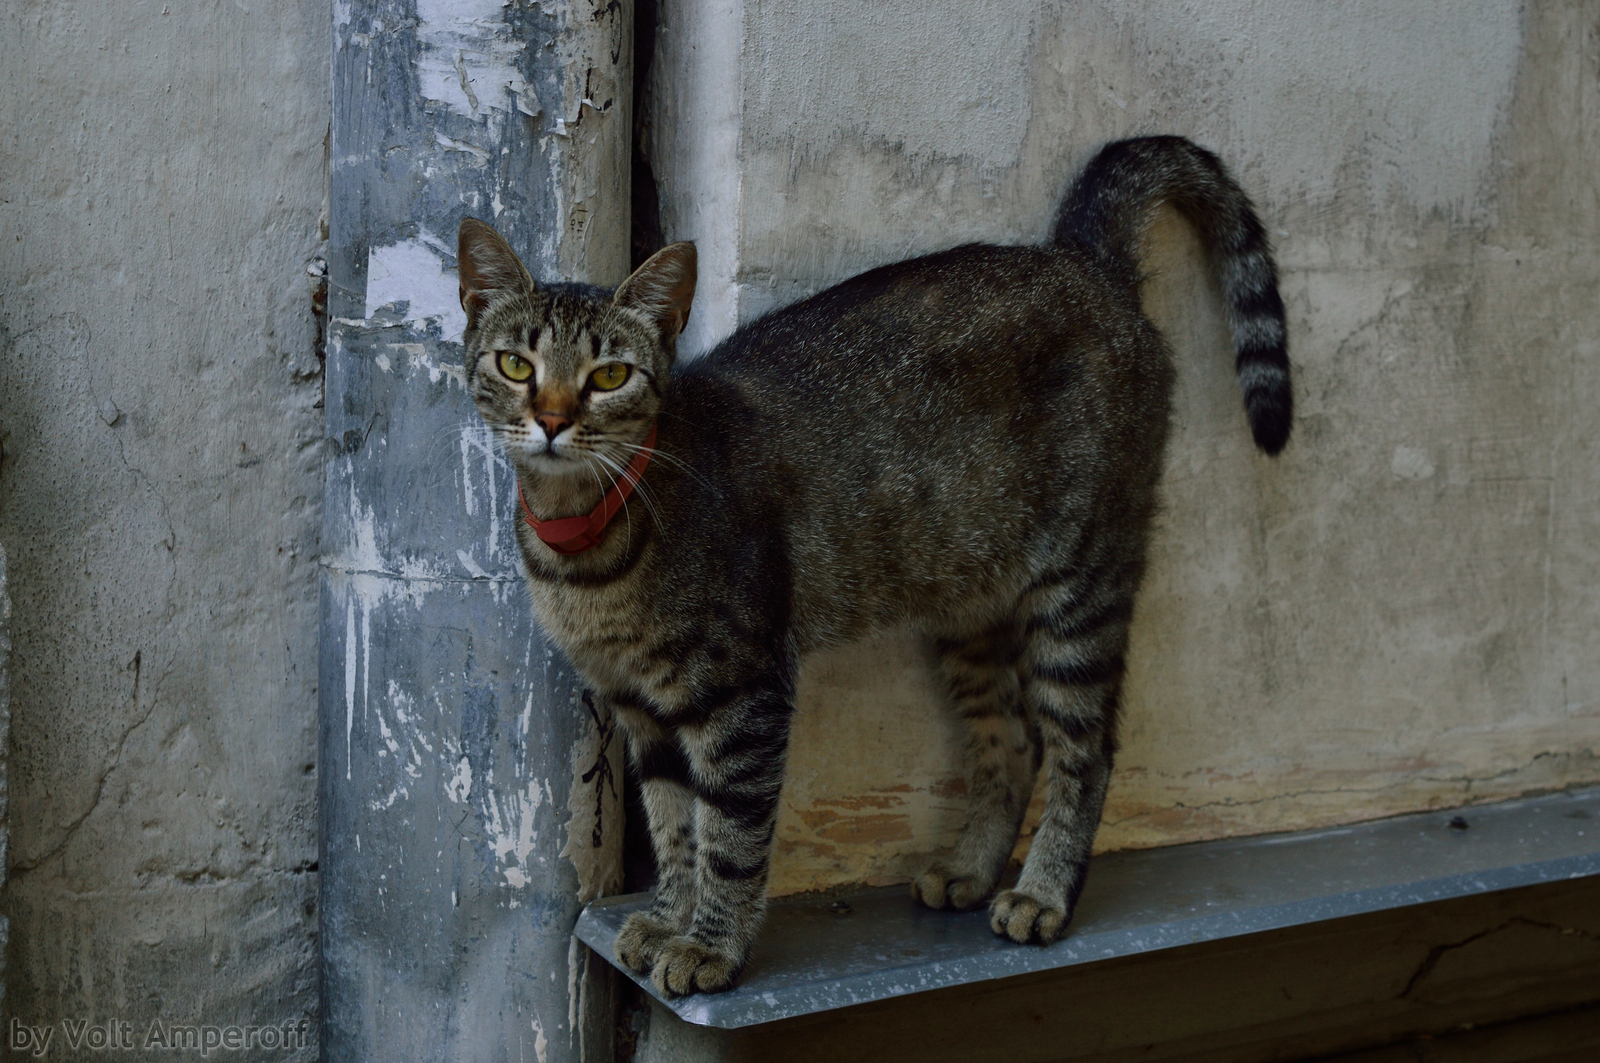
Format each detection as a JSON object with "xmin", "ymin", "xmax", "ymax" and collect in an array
[
  {"xmin": 647, "ymin": 0, "xmax": 1600, "ymax": 894},
  {"xmin": 0, "ymin": 0, "xmax": 326, "ymax": 1044},
  {"xmin": 1, "ymin": 544, "xmax": 11, "ymax": 1015}
]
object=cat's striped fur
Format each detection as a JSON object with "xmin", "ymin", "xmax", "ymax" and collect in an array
[{"xmin": 458, "ymin": 136, "xmax": 1291, "ymax": 997}]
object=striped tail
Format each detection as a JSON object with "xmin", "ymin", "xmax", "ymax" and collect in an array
[{"xmin": 1055, "ymin": 136, "xmax": 1293, "ymax": 455}]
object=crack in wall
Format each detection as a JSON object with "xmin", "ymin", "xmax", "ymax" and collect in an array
[{"xmin": 10, "ymin": 658, "xmax": 166, "ymax": 879}]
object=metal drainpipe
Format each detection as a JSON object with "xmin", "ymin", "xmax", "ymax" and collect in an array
[{"xmin": 321, "ymin": 3, "xmax": 629, "ymax": 1060}]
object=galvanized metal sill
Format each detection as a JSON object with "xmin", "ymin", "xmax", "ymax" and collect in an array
[{"xmin": 576, "ymin": 786, "xmax": 1600, "ymax": 1029}]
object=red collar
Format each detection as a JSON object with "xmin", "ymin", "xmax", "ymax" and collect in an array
[{"xmin": 517, "ymin": 424, "xmax": 658, "ymax": 556}]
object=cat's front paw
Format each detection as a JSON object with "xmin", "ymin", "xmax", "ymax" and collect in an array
[
  {"xmin": 911, "ymin": 863, "xmax": 994, "ymax": 911},
  {"xmin": 988, "ymin": 888, "xmax": 1069, "ymax": 944},
  {"xmin": 615, "ymin": 913, "xmax": 677, "ymax": 973},
  {"xmin": 651, "ymin": 937, "xmax": 743, "ymax": 997}
]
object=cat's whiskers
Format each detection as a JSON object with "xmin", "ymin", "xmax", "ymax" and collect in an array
[
  {"xmin": 586, "ymin": 446, "xmax": 652, "ymax": 527},
  {"xmin": 587, "ymin": 444, "xmax": 664, "ymax": 534},
  {"xmin": 611, "ymin": 438, "xmax": 713, "ymax": 492},
  {"xmin": 580, "ymin": 445, "xmax": 639, "ymax": 546},
  {"xmin": 580, "ymin": 456, "xmax": 619, "ymax": 543}
]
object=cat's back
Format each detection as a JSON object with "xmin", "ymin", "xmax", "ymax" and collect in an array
[
  {"xmin": 691, "ymin": 241, "xmax": 1169, "ymax": 481},
  {"xmin": 672, "ymin": 242, "xmax": 1174, "ymax": 648},
  {"xmin": 707, "ymin": 243, "xmax": 1139, "ymax": 380}
]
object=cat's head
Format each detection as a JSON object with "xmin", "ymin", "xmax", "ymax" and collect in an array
[{"xmin": 457, "ymin": 218, "xmax": 696, "ymax": 482}]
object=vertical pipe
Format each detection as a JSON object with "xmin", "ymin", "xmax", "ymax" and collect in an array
[{"xmin": 322, "ymin": 3, "xmax": 629, "ymax": 1060}]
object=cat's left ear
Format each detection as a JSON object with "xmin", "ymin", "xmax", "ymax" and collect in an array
[
  {"xmin": 458, "ymin": 218, "xmax": 534, "ymax": 324},
  {"xmin": 614, "ymin": 242, "xmax": 697, "ymax": 339}
]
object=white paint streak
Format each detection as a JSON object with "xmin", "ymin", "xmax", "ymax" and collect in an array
[
  {"xmin": 360, "ymin": 592, "xmax": 371, "ymax": 729},
  {"xmin": 453, "ymin": 422, "xmax": 514, "ymax": 568},
  {"xmin": 336, "ymin": 474, "xmax": 480, "ymax": 586},
  {"xmin": 566, "ymin": 935, "xmax": 580, "ymax": 1046},
  {"xmin": 348, "ymin": 480, "xmax": 381, "ymax": 572},
  {"xmin": 374, "ymin": 698, "xmax": 401, "ymax": 754},
  {"xmin": 459, "ymin": 429, "xmax": 478, "ymax": 516},
  {"xmin": 482, "ymin": 424, "xmax": 501, "ymax": 560},
  {"xmin": 344, "ymin": 594, "xmax": 357, "ymax": 780}
]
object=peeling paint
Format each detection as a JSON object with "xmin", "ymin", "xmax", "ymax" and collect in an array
[
  {"xmin": 548, "ymin": 0, "xmax": 630, "ymax": 284},
  {"xmin": 482, "ymin": 773, "xmax": 544, "ymax": 889},
  {"xmin": 365, "ymin": 233, "xmax": 468, "ymax": 342},
  {"xmin": 436, "ymin": 130, "xmax": 492, "ymax": 162},
  {"xmin": 531, "ymin": 1018, "xmax": 549, "ymax": 1063},
  {"xmin": 413, "ymin": 0, "xmax": 539, "ymax": 120},
  {"xmin": 446, "ymin": 756, "xmax": 472, "ymax": 804}
]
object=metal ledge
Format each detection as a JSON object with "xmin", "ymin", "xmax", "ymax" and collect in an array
[{"xmin": 576, "ymin": 787, "xmax": 1600, "ymax": 1029}]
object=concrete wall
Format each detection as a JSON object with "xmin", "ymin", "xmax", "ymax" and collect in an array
[
  {"xmin": 646, "ymin": 0, "xmax": 1600, "ymax": 894},
  {"xmin": 1, "ymin": 543, "xmax": 11, "ymax": 1021},
  {"xmin": 0, "ymin": 0, "xmax": 327, "ymax": 1045}
]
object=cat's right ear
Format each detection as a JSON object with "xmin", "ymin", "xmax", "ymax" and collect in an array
[
  {"xmin": 457, "ymin": 218, "xmax": 534, "ymax": 324},
  {"xmin": 614, "ymin": 242, "xmax": 697, "ymax": 340}
]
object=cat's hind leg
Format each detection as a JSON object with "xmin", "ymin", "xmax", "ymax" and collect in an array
[
  {"xmin": 612, "ymin": 700, "xmax": 698, "ymax": 975},
  {"xmin": 990, "ymin": 569, "xmax": 1132, "ymax": 945},
  {"xmin": 913, "ymin": 622, "xmax": 1038, "ymax": 912}
]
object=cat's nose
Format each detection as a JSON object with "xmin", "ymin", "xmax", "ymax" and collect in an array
[{"xmin": 535, "ymin": 412, "xmax": 573, "ymax": 439}]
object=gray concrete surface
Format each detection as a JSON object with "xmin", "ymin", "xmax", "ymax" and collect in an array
[
  {"xmin": 0, "ymin": 0, "xmax": 326, "ymax": 1049},
  {"xmin": 1, "ymin": 542, "xmax": 11, "ymax": 1022},
  {"xmin": 644, "ymin": 0, "xmax": 1600, "ymax": 893}
]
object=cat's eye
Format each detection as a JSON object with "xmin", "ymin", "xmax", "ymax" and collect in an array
[
  {"xmin": 589, "ymin": 363, "xmax": 631, "ymax": 391},
  {"xmin": 497, "ymin": 351, "xmax": 534, "ymax": 382}
]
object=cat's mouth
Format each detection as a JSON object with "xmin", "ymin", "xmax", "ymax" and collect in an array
[
  {"xmin": 526, "ymin": 442, "xmax": 573, "ymax": 464},
  {"xmin": 505, "ymin": 421, "xmax": 577, "ymax": 464},
  {"xmin": 517, "ymin": 436, "xmax": 589, "ymax": 474}
]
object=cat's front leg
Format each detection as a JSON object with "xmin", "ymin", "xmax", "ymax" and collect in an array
[
  {"xmin": 612, "ymin": 699, "xmax": 698, "ymax": 975},
  {"xmin": 652, "ymin": 677, "xmax": 793, "ymax": 997}
]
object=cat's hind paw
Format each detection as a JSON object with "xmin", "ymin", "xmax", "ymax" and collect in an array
[
  {"xmin": 911, "ymin": 864, "xmax": 994, "ymax": 911},
  {"xmin": 651, "ymin": 937, "xmax": 742, "ymax": 997},
  {"xmin": 615, "ymin": 913, "xmax": 677, "ymax": 974},
  {"xmin": 988, "ymin": 888, "xmax": 1069, "ymax": 945}
]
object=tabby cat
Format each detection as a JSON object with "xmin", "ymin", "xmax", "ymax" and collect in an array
[{"xmin": 457, "ymin": 136, "xmax": 1291, "ymax": 997}]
